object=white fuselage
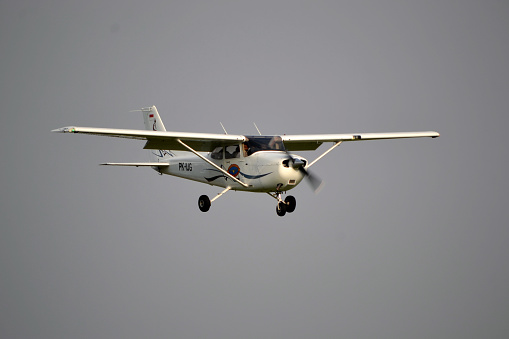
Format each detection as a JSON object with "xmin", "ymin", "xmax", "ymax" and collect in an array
[{"xmin": 157, "ymin": 149, "xmax": 307, "ymax": 192}]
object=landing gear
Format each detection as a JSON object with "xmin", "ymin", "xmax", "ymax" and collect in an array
[
  {"xmin": 198, "ymin": 195, "xmax": 211, "ymax": 212},
  {"xmin": 271, "ymin": 192, "xmax": 297, "ymax": 217},
  {"xmin": 199, "ymin": 188, "xmax": 296, "ymax": 216},
  {"xmin": 285, "ymin": 195, "xmax": 296, "ymax": 213},
  {"xmin": 276, "ymin": 201, "xmax": 287, "ymax": 216},
  {"xmin": 198, "ymin": 186, "xmax": 232, "ymax": 212}
]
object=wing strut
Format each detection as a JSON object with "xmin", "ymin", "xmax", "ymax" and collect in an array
[
  {"xmin": 308, "ymin": 141, "xmax": 343, "ymax": 168},
  {"xmin": 176, "ymin": 139, "xmax": 250, "ymax": 188}
]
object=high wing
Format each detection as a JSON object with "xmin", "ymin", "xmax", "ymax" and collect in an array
[
  {"xmin": 282, "ymin": 131, "xmax": 440, "ymax": 151},
  {"xmin": 51, "ymin": 126, "xmax": 245, "ymax": 152}
]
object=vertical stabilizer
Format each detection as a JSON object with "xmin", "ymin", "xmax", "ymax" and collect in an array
[
  {"xmin": 142, "ymin": 106, "xmax": 167, "ymax": 132},
  {"xmin": 141, "ymin": 106, "xmax": 175, "ymax": 163}
]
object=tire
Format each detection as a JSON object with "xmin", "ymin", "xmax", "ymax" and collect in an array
[
  {"xmin": 285, "ymin": 195, "xmax": 296, "ymax": 213},
  {"xmin": 198, "ymin": 195, "xmax": 211, "ymax": 212},
  {"xmin": 276, "ymin": 201, "xmax": 287, "ymax": 216}
]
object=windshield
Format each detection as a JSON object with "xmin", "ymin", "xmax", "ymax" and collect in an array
[{"xmin": 244, "ymin": 136, "xmax": 285, "ymax": 156}]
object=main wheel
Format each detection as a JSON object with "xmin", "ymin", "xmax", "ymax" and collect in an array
[
  {"xmin": 285, "ymin": 195, "xmax": 296, "ymax": 213},
  {"xmin": 198, "ymin": 195, "xmax": 211, "ymax": 212},
  {"xmin": 276, "ymin": 201, "xmax": 287, "ymax": 216}
]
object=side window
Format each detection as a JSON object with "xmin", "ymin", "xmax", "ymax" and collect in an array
[
  {"xmin": 211, "ymin": 146, "xmax": 223, "ymax": 160},
  {"xmin": 225, "ymin": 145, "xmax": 240, "ymax": 159}
]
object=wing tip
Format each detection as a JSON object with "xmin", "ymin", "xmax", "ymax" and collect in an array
[{"xmin": 52, "ymin": 126, "xmax": 76, "ymax": 133}]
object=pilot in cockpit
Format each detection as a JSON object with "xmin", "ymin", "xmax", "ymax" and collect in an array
[{"xmin": 243, "ymin": 142, "xmax": 250, "ymax": 157}]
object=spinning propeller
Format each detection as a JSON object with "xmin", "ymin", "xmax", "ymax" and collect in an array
[{"xmin": 283, "ymin": 152, "xmax": 324, "ymax": 193}]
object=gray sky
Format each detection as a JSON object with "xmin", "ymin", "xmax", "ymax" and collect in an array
[{"xmin": 1, "ymin": 1, "xmax": 508, "ymax": 338}]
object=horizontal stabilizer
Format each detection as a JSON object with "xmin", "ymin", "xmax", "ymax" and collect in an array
[{"xmin": 100, "ymin": 162, "xmax": 169, "ymax": 167}]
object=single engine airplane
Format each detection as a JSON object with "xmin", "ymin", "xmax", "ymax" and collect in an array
[{"xmin": 53, "ymin": 106, "xmax": 439, "ymax": 216}]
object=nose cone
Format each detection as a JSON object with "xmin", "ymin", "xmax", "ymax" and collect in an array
[
  {"xmin": 291, "ymin": 158, "xmax": 306, "ymax": 169},
  {"xmin": 278, "ymin": 155, "xmax": 307, "ymax": 190}
]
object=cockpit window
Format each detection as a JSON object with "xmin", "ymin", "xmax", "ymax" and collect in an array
[
  {"xmin": 225, "ymin": 145, "xmax": 240, "ymax": 159},
  {"xmin": 211, "ymin": 146, "xmax": 223, "ymax": 160},
  {"xmin": 244, "ymin": 136, "xmax": 285, "ymax": 156}
]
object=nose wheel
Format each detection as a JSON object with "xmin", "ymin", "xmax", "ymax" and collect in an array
[
  {"xmin": 273, "ymin": 193, "xmax": 296, "ymax": 217},
  {"xmin": 285, "ymin": 195, "xmax": 296, "ymax": 213},
  {"xmin": 276, "ymin": 201, "xmax": 287, "ymax": 216}
]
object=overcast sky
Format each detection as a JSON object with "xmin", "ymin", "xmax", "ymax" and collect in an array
[{"xmin": 1, "ymin": 1, "xmax": 508, "ymax": 338}]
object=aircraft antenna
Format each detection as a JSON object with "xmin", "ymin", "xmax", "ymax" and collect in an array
[
  {"xmin": 220, "ymin": 122, "xmax": 228, "ymax": 134},
  {"xmin": 253, "ymin": 123, "xmax": 262, "ymax": 135}
]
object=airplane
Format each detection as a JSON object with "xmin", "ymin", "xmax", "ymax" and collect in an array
[{"xmin": 53, "ymin": 106, "xmax": 439, "ymax": 216}]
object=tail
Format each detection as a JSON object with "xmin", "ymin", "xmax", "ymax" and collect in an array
[
  {"xmin": 142, "ymin": 105, "xmax": 167, "ymax": 132},
  {"xmin": 141, "ymin": 106, "xmax": 175, "ymax": 162}
]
